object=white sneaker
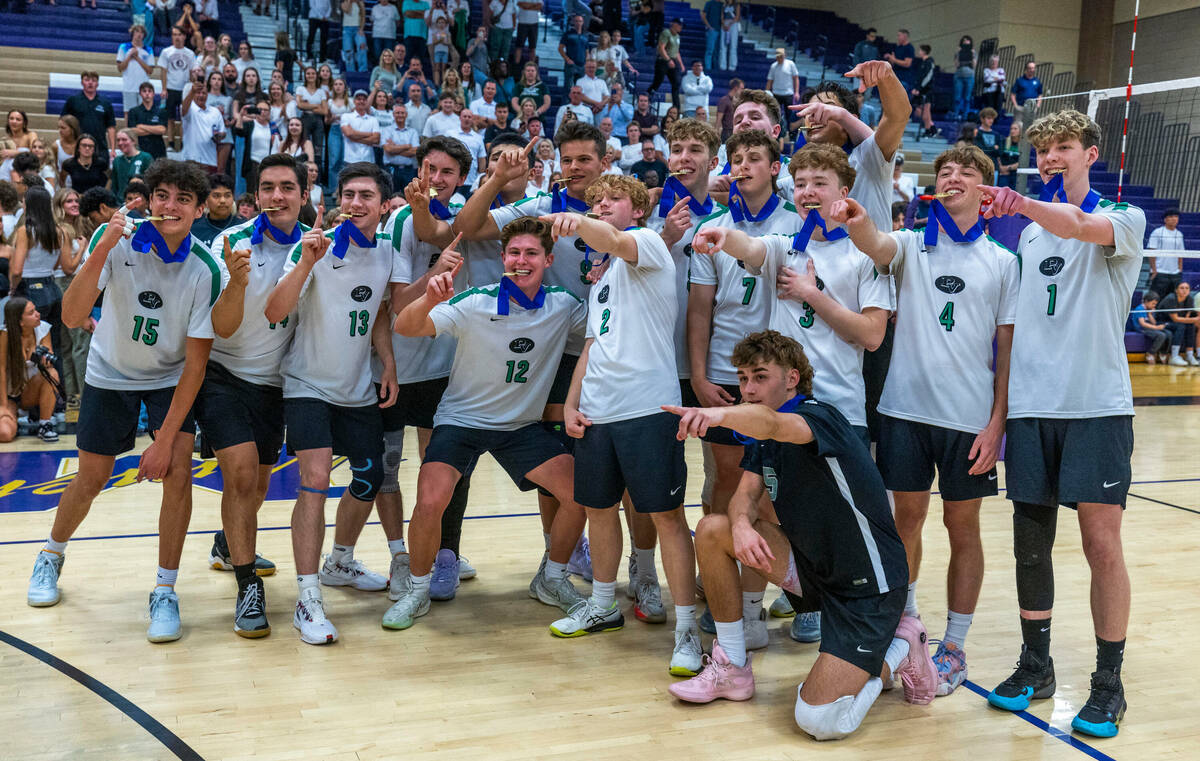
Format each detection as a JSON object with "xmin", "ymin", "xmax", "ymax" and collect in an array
[
  {"xmin": 1169, "ymin": 355, "xmax": 1188, "ymax": 366},
  {"xmin": 549, "ymin": 598, "xmax": 624, "ymax": 637},
  {"xmin": 529, "ymin": 552, "xmax": 548, "ymax": 597},
  {"xmin": 319, "ymin": 555, "xmax": 387, "ymax": 591},
  {"xmin": 625, "ymin": 552, "xmax": 639, "ymax": 599},
  {"xmin": 745, "ymin": 609, "xmax": 769, "ymax": 650},
  {"xmin": 27, "ymin": 550, "xmax": 63, "ymax": 607},
  {"xmin": 769, "ymin": 593, "xmax": 795, "ymax": 618},
  {"xmin": 388, "ymin": 552, "xmax": 411, "ymax": 601},
  {"xmin": 147, "ymin": 587, "xmax": 182, "ymax": 643},
  {"xmin": 293, "ymin": 587, "xmax": 338, "ymax": 644},
  {"xmin": 669, "ymin": 626, "xmax": 704, "ymax": 676},
  {"xmin": 530, "ymin": 571, "xmax": 583, "ymax": 612},
  {"xmin": 381, "ymin": 587, "xmax": 431, "ymax": 630},
  {"xmin": 1188, "ymin": 354, "xmax": 1200, "ymax": 367},
  {"xmin": 458, "ymin": 555, "xmax": 477, "ymax": 580}
]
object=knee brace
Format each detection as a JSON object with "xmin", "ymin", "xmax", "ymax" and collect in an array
[
  {"xmin": 700, "ymin": 440, "xmax": 716, "ymax": 507},
  {"xmin": 794, "ymin": 677, "xmax": 882, "ymax": 741},
  {"xmin": 348, "ymin": 456, "xmax": 384, "ymax": 502},
  {"xmin": 380, "ymin": 430, "xmax": 405, "ymax": 494},
  {"xmin": 1013, "ymin": 501, "xmax": 1057, "ymax": 611}
]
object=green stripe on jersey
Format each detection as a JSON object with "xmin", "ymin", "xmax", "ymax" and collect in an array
[
  {"xmin": 86, "ymin": 224, "xmax": 107, "ymax": 255},
  {"xmin": 986, "ymin": 235, "xmax": 1017, "ymax": 255},
  {"xmin": 782, "ymin": 201, "xmax": 798, "ymax": 213},
  {"xmin": 513, "ymin": 193, "xmax": 549, "ymax": 207},
  {"xmin": 390, "ymin": 206, "xmax": 413, "ymax": 238},
  {"xmin": 543, "ymin": 285, "xmax": 584, "ymax": 303},
  {"xmin": 191, "ymin": 244, "xmax": 222, "ymax": 306},
  {"xmin": 448, "ymin": 286, "xmax": 500, "ymax": 305}
]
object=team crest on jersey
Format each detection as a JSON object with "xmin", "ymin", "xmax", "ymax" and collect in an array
[
  {"xmin": 815, "ymin": 276, "xmax": 825, "ymax": 291},
  {"xmin": 597, "ymin": 285, "xmax": 610, "ymax": 303},
  {"xmin": 573, "ymin": 238, "xmax": 589, "ymax": 252},
  {"xmin": 509, "ymin": 337, "xmax": 535, "ymax": 353},
  {"xmin": 350, "ymin": 285, "xmax": 373, "ymax": 302},
  {"xmin": 934, "ymin": 275, "xmax": 966, "ymax": 294},
  {"xmin": 683, "ymin": 243, "xmax": 694, "ymax": 257},
  {"xmin": 428, "ymin": 251, "xmax": 441, "ymax": 268},
  {"xmin": 1039, "ymin": 256, "xmax": 1065, "ymax": 276},
  {"xmin": 138, "ymin": 290, "xmax": 164, "ymax": 309}
]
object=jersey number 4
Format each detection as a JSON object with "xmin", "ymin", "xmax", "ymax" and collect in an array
[
  {"xmin": 939, "ymin": 301, "xmax": 955, "ymax": 332},
  {"xmin": 131, "ymin": 316, "xmax": 159, "ymax": 346},
  {"xmin": 347, "ymin": 309, "xmax": 370, "ymax": 336},
  {"xmin": 504, "ymin": 359, "xmax": 529, "ymax": 383}
]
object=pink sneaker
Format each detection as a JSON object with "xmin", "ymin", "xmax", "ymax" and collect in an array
[
  {"xmin": 667, "ymin": 641, "xmax": 755, "ymax": 703},
  {"xmin": 893, "ymin": 615, "xmax": 938, "ymax": 705}
]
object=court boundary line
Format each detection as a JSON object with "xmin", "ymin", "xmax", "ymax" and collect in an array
[
  {"xmin": 1127, "ymin": 492, "xmax": 1200, "ymax": 515},
  {"xmin": 0, "ymin": 628, "xmax": 206, "ymax": 761},
  {"xmin": 961, "ymin": 681, "xmax": 1116, "ymax": 761}
]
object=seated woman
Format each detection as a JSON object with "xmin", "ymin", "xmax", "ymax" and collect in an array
[{"xmin": 0, "ymin": 297, "xmax": 61, "ymax": 442}]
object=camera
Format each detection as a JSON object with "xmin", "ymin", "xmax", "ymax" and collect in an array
[
  {"xmin": 244, "ymin": 106, "xmax": 259, "ymax": 115},
  {"xmin": 31, "ymin": 345, "xmax": 58, "ymax": 366}
]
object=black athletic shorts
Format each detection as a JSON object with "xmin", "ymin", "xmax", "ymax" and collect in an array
[
  {"xmin": 573, "ymin": 411, "xmax": 686, "ymax": 513},
  {"xmin": 194, "ymin": 362, "xmax": 284, "ymax": 465},
  {"xmin": 1005, "ymin": 415, "xmax": 1133, "ymax": 509},
  {"xmin": 76, "ymin": 382, "xmax": 196, "ymax": 456},
  {"xmin": 165, "ymin": 88, "xmax": 183, "ymax": 120},
  {"xmin": 877, "ymin": 415, "xmax": 998, "ymax": 501},
  {"xmin": 380, "ymin": 376, "xmax": 448, "ymax": 431},
  {"xmin": 545, "ymin": 353, "xmax": 579, "ymax": 407},
  {"xmin": 424, "ymin": 423, "xmax": 566, "ymax": 492},
  {"xmin": 680, "ymin": 379, "xmax": 745, "ymax": 447},
  {"xmin": 285, "ymin": 397, "xmax": 383, "ymax": 461}
]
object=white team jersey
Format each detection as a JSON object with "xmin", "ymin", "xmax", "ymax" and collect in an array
[
  {"xmin": 280, "ymin": 227, "xmax": 407, "ymax": 407},
  {"xmin": 1009, "ymin": 198, "xmax": 1146, "ymax": 418},
  {"xmin": 689, "ymin": 201, "xmax": 801, "ymax": 384},
  {"xmin": 644, "ymin": 197, "xmax": 728, "ymax": 379},
  {"xmin": 430, "ymin": 284, "xmax": 586, "ymax": 430},
  {"xmin": 847, "ymin": 133, "xmax": 897, "ymax": 233},
  {"xmin": 878, "ymin": 229, "xmax": 1020, "ymax": 433},
  {"xmin": 209, "ymin": 219, "xmax": 309, "ymax": 387},
  {"xmin": 580, "ymin": 228, "xmax": 680, "ymax": 424},
  {"xmin": 712, "ymin": 148, "xmax": 793, "ymax": 202},
  {"xmin": 490, "ymin": 192, "xmax": 596, "ymax": 354},
  {"xmin": 82, "ymin": 226, "xmax": 220, "ymax": 390},
  {"xmin": 756, "ymin": 233, "xmax": 892, "ymax": 427},
  {"xmin": 376, "ymin": 204, "xmax": 466, "ymax": 385}
]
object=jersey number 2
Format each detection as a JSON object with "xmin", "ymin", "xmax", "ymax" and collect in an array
[{"xmin": 599, "ymin": 308, "xmax": 612, "ymax": 335}]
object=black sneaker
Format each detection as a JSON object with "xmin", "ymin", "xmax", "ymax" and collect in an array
[
  {"xmin": 208, "ymin": 530, "xmax": 277, "ymax": 577},
  {"xmin": 234, "ymin": 576, "xmax": 271, "ymax": 639},
  {"xmin": 37, "ymin": 421, "xmax": 59, "ymax": 442},
  {"xmin": 1071, "ymin": 670, "xmax": 1126, "ymax": 737},
  {"xmin": 924, "ymin": 126, "xmax": 941, "ymax": 139},
  {"xmin": 987, "ymin": 646, "xmax": 1056, "ymax": 711}
]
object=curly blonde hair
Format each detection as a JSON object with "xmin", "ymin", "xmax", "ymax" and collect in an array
[
  {"xmin": 584, "ymin": 175, "xmax": 652, "ymax": 220},
  {"xmin": 1026, "ymin": 109, "xmax": 1101, "ymax": 151},
  {"xmin": 789, "ymin": 142, "xmax": 857, "ymax": 188}
]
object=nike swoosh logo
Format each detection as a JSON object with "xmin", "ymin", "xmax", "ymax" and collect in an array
[
  {"xmin": 988, "ymin": 474, "xmax": 998, "ymax": 481},
  {"xmin": 490, "ymin": 317, "xmax": 503, "ymax": 321},
  {"xmin": 856, "ymin": 645, "xmax": 871, "ymax": 653},
  {"xmin": 123, "ymin": 261, "xmax": 135, "ymax": 266},
  {"xmin": 332, "ymin": 263, "xmax": 346, "ymax": 269},
  {"xmin": 670, "ymin": 486, "xmax": 682, "ymax": 495},
  {"xmin": 1103, "ymin": 480, "xmax": 1120, "ymax": 488},
  {"xmin": 1027, "ymin": 235, "xmax": 1040, "ymax": 243},
  {"xmin": 257, "ymin": 260, "xmax": 267, "ymax": 267},
  {"xmin": 1040, "ymin": 627, "xmax": 1050, "ymax": 632}
]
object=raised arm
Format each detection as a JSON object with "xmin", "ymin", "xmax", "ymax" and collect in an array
[
  {"xmin": 981, "ymin": 185, "xmax": 1118, "ymax": 247},
  {"xmin": 830, "ymin": 196, "xmax": 898, "ymax": 270},
  {"xmin": 542, "ymin": 213, "xmax": 640, "ymax": 264},
  {"xmin": 691, "ymin": 225, "xmax": 767, "ymax": 269}
]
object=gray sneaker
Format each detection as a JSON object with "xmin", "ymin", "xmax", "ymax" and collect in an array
[
  {"xmin": 148, "ymin": 587, "xmax": 182, "ymax": 643},
  {"xmin": 382, "ymin": 588, "xmax": 431, "ymax": 631},
  {"xmin": 529, "ymin": 552, "xmax": 548, "ymax": 598},
  {"xmin": 625, "ymin": 552, "xmax": 639, "ymax": 599},
  {"xmin": 632, "ymin": 576, "xmax": 666, "ymax": 624},
  {"xmin": 531, "ymin": 571, "xmax": 583, "ymax": 612},
  {"xmin": 388, "ymin": 552, "xmax": 411, "ymax": 601},
  {"xmin": 234, "ymin": 577, "xmax": 270, "ymax": 638},
  {"xmin": 789, "ymin": 611, "xmax": 822, "ymax": 643},
  {"xmin": 27, "ymin": 550, "xmax": 64, "ymax": 607}
]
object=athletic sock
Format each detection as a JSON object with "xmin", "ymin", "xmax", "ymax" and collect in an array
[
  {"xmin": 155, "ymin": 566, "xmax": 178, "ymax": 588},
  {"xmin": 545, "ymin": 559, "xmax": 567, "ymax": 581},
  {"xmin": 1189, "ymin": 350, "xmax": 1198, "ymax": 361},
  {"xmin": 233, "ymin": 563, "xmax": 257, "ymax": 589},
  {"xmin": 634, "ymin": 546, "xmax": 657, "ymax": 581},
  {"xmin": 1020, "ymin": 616, "xmax": 1052, "ymax": 661},
  {"xmin": 1096, "ymin": 636, "xmax": 1125, "ymax": 675},
  {"xmin": 591, "ymin": 579, "xmax": 616, "ymax": 609},
  {"xmin": 1171, "ymin": 345, "xmax": 1181, "ymax": 358},
  {"xmin": 675, "ymin": 604, "xmax": 696, "ymax": 632},
  {"xmin": 42, "ymin": 538, "xmax": 68, "ymax": 554},
  {"xmin": 944, "ymin": 610, "xmax": 973, "ymax": 649},
  {"xmin": 742, "ymin": 591, "xmax": 764, "ymax": 621},
  {"xmin": 884, "ymin": 636, "xmax": 910, "ymax": 676},
  {"xmin": 297, "ymin": 573, "xmax": 319, "ymax": 593},
  {"xmin": 387, "ymin": 538, "xmax": 407, "ymax": 556},
  {"xmin": 543, "ymin": 532, "xmax": 552, "ymax": 550},
  {"xmin": 904, "ymin": 581, "xmax": 919, "ymax": 618},
  {"xmin": 715, "ymin": 619, "xmax": 747, "ymax": 667},
  {"xmin": 329, "ymin": 543, "xmax": 354, "ymax": 566},
  {"xmin": 410, "ymin": 572, "xmax": 432, "ymax": 598}
]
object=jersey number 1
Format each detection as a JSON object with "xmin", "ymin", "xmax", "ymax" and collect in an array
[{"xmin": 1045, "ymin": 283, "xmax": 1057, "ymax": 316}]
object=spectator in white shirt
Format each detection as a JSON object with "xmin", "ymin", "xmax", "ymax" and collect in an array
[
  {"xmin": 382, "ymin": 103, "xmax": 419, "ymax": 188},
  {"xmin": 555, "ymin": 86, "xmax": 594, "ymax": 126},
  {"xmin": 371, "ymin": 0, "xmax": 402, "ymax": 61},
  {"xmin": 1149, "ymin": 208, "xmax": 1187, "ymax": 297},
  {"xmin": 232, "ymin": 40, "xmax": 260, "ymax": 82},
  {"xmin": 469, "ymin": 80, "xmax": 501, "ymax": 126},
  {"xmin": 766, "ymin": 47, "xmax": 800, "ymax": 111},
  {"xmin": 449, "ymin": 109, "xmax": 487, "ymax": 188},
  {"xmin": 891, "ymin": 155, "xmax": 915, "ymax": 204},
  {"xmin": 403, "ymin": 82, "xmax": 432, "ymax": 135},
  {"xmin": 422, "ymin": 92, "xmax": 462, "ymax": 137},
  {"xmin": 339, "ymin": 89, "xmax": 381, "ymax": 163},
  {"xmin": 681, "ymin": 59, "xmax": 713, "ymax": 114},
  {"xmin": 576, "ymin": 59, "xmax": 609, "ymax": 112},
  {"xmin": 117, "ymin": 25, "xmax": 160, "ymax": 113},
  {"xmin": 618, "ymin": 121, "xmax": 643, "ymax": 170},
  {"xmin": 598, "ymin": 117, "xmax": 621, "ymax": 153},
  {"xmin": 514, "ymin": 0, "xmax": 542, "ymax": 63},
  {"xmin": 180, "ymin": 68, "xmax": 226, "ymax": 170}
]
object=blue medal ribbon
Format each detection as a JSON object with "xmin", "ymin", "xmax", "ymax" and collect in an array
[
  {"xmin": 496, "ymin": 277, "xmax": 546, "ymax": 315},
  {"xmin": 429, "ymin": 198, "xmax": 454, "ymax": 220},
  {"xmin": 249, "ymin": 213, "xmax": 302, "ymax": 246},
  {"xmin": 728, "ymin": 180, "xmax": 780, "ymax": 223},
  {"xmin": 329, "ymin": 220, "xmax": 377, "ymax": 260},
  {"xmin": 924, "ymin": 200, "xmax": 985, "ymax": 248},
  {"xmin": 658, "ymin": 175, "xmax": 714, "ymax": 219},
  {"xmin": 731, "ymin": 394, "xmax": 809, "ymax": 445},
  {"xmin": 1038, "ymin": 173, "xmax": 1102, "ymax": 212},
  {"xmin": 551, "ymin": 186, "xmax": 588, "ymax": 214},
  {"xmin": 792, "ymin": 209, "xmax": 848, "ymax": 251},
  {"xmin": 130, "ymin": 222, "xmax": 191, "ymax": 263}
]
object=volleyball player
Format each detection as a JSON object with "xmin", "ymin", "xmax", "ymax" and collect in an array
[
  {"xmin": 382, "ymin": 218, "xmax": 588, "ymax": 629},
  {"xmin": 199, "ymin": 153, "xmax": 310, "ymax": 638},
  {"xmin": 662, "ymin": 330, "xmax": 938, "ymax": 739},
  {"xmin": 26, "ymin": 160, "xmax": 221, "ymax": 645},
  {"xmin": 980, "ymin": 109, "xmax": 1145, "ymax": 738},
  {"xmin": 830, "ymin": 144, "xmax": 1020, "ymax": 695},
  {"xmin": 707, "ymin": 89, "xmax": 809, "ymax": 204},
  {"xmin": 265, "ymin": 162, "xmax": 407, "ymax": 645}
]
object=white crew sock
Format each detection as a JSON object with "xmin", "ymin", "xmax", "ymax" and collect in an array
[
  {"xmin": 1188, "ymin": 350, "xmax": 1197, "ymax": 361},
  {"xmin": 675, "ymin": 604, "xmax": 697, "ymax": 632},
  {"xmin": 742, "ymin": 591, "xmax": 764, "ymax": 621},
  {"xmin": 297, "ymin": 573, "xmax": 319, "ymax": 592},
  {"xmin": 904, "ymin": 581, "xmax": 919, "ymax": 618},
  {"xmin": 944, "ymin": 610, "xmax": 974, "ymax": 649},
  {"xmin": 635, "ymin": 546, "xmax": 657, "ymax": 581},
  {"xmin": 155, "ymin": 566, "xmax": 178, "ymax": 588},
  {"xmin": 410, "ymin": 572, "xmax": 432, "ymax": 598},
  {"xmin": 387, "ymin": 539, "xmax": 406, "ymax": 556},
  {"xmin": 330, "ymin": 543, "xmax": 354, "ymax": 565},
  {"xmin": 715, "ymin": 618, "xmax": 747, "ymax": 666},
  {"xmin": 1171, "ymin": 345, "xmax": 1181, "ymax": 358},
  {"xmin": 884, "ymin": 637, "xmax": 910, "ymax": 677},
  {"xmin": 42, "ymin": 538, "xmax": 68, "ymax": 554},
  {"xmin": 543, "ymin": 532, "xmax": 552, "ymax": 550},
  {"xmin": 591, "ymin": 579, "xmax": 616, "ymax": 609},
  {"xmin": 546, "ymin": 559, "xmax": 568, "ymax": 581}
]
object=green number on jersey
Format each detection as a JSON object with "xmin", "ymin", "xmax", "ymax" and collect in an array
[
  {"xmin": 762, "ymin": 466, "xmax": 779, "ymax": 501},
  {"xmin": 740, "ymin": 276, "xmax": 756, "ymax": 305},
  {"xmin": 348, "ymin": 309, "xmax": 370, "ymax": 336},
  {"xmin": 579, "ymin": 259, "xmax": 592, "ymax": 284},
  {"xmin": 798, "ymin": 303, "xmax": 815, "ymax": 329},
  {"xmin": 131, "ymin": 315, "xmax": 159, "ymax": 346},
  {"xmin": 505, "ymin": 359, "xmax": 530, "ymax": 383},
  {"xmin": 268, "ymin": 316, "xmax": 290, "ymax": 330},
  {"xmin": 599, "ymin": 308, "xmax": 611, "ymax": 335},
  {"xmin": 939, "ymin": 302, "xmax": 956, "ymax": 332},
  {"xmin": 1046, "ymin": 283, "xmax": 1057, "ymax": 316}
]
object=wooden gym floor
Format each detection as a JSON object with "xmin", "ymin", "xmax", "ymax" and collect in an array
[{"xmin": 1, "ymin": 364, "xmax": 1198, "ymax": 761}]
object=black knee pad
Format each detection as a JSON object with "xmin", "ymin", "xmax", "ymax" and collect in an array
[
  {"xmin": 348, "ymin": 456, "xmax": 384, "ymax": 502},
  {"xmin": 1013, "ymin": 501, "xmax": 1057, "ymax": 611}
]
